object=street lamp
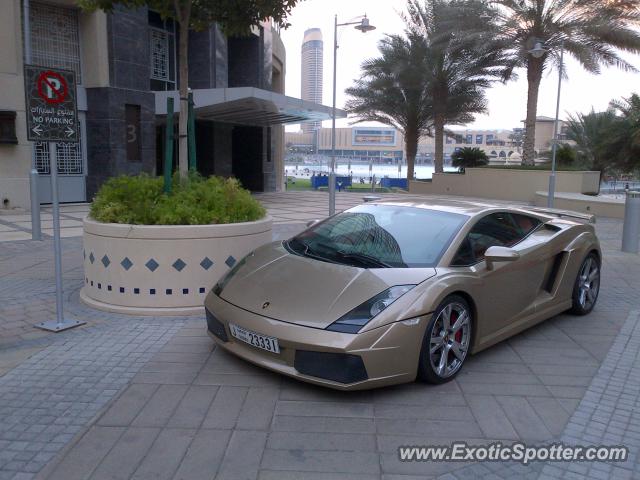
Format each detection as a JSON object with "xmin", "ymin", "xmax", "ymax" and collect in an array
[
  {"xmin": 528, "ymin": 41, "xmax": 547, "ymax": 58},
  {"xmin": 329, "ymin": 14, "xmax": 376, "ymax": 215},
  {"xmin": 528, "ymin": 39, "xmax": 565, "ymax": 208}
]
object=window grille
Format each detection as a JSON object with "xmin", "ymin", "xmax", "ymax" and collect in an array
[
  {"xmin": 30, "ymin": 2, "xmax": 82, "ymax": 83},
  {"xmin": 150, "ymin": 28, "xmax": 170, "ymax": 81},
  {"xmin": 35, "ymin": 124, "xmax": 83, "ymax": 175}
]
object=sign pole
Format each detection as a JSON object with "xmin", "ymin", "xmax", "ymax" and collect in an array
[
  {"xmin": 24, "ymin": 65, "xmax": 85, "ymax": 333},
  {"xmin": 50, "ymin": 142, "xmax": 64, "ymax": 323},
  {"xmin": 35, "ymin": 143, "xmax": 85, "ymax": 332}
]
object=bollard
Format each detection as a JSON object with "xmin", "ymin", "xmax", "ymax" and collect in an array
[
  {"xmin": 621, "ymin": 191, "xmax": 640, "ymax": 254},
  {"xmin": 29, "ymin": 169, "xmax": 41, "ymax": 241}
]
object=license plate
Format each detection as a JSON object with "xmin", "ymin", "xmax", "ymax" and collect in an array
[{"xmin": 229, "ymin": 323, "xmax": 280, "ymax": 354}]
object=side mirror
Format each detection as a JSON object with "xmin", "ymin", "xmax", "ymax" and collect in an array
[
  {"xmin": 484, "ymin": 246, "xmax": 519, "ymax": 270},
  {"xmin": 306, "ymin": 219, "xmax": 320, "ymax": 228}
]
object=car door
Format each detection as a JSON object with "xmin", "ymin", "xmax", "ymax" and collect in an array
[{"xmin": 451, "ymin": 212, "xmax": 547, "ymax": 341}]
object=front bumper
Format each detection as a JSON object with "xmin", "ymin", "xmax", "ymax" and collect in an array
[{"xmin": 204, "ymin": 291, "xmax": 430, "ymax": 390}]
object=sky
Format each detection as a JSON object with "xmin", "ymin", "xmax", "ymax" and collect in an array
[{"xmin": 279, "ymin": 0, "xmax": 640, "ymax": 132}]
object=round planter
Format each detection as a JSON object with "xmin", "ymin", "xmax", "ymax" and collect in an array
[{"xmin": 80, "ymin": 216, "xmax": 273, "ymax": 316}]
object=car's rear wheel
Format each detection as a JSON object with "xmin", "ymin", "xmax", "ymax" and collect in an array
[
  {"xmin": 570, "ymin": 252, "xmax": 600, "ymax": 315},
  {"xmin": 417, "ymin": 295, "xmax": 472, "ymax": 384}
]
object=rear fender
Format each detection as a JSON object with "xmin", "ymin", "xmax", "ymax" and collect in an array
[{"xmin": 556, "ymin": 231, "xmax": 600, "ymax": 301}]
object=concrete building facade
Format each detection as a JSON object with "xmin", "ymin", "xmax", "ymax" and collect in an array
[
  {"xmin": 287, "ymin": 121, "xmax": 565, "ymax": 166},
  {"xmin": 300, "ymin": 28, "xmax": 323, "ymax": 134},
  {"xmin": 289, "ymin": 126, "xmax": 521, "ymax": 165},
  {"xmin": 0, "ymin": 0, "xmax": 336, "ymax": 210}
]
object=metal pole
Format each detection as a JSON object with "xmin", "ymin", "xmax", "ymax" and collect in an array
[
  {"xmin": 29, "ymin": 169, "xmax": 41, "ymax": 240},
  {"xmin": 164, "ymin": 97, "xmax": 175, "ymax": 193},
  {"xmin": 23, "ymin": 0, "xmax": 32, "ymax": 62},
  {"xmin": 187, "ymin": 91, "xmax": 196, "ymax": 172},
  {"xmin": 50, "ymin": 143, "xmax": 63, "ymax": 324},
  {"xmin": 35, "ymin": 144, "xmax": 85, "ymax": 332},
  {"xmin": 24, "ymin": 0, "xmax": 41, "ymax": 240},
  {"xmin": 622, "ymin": 191, "xmax": 640, "ymax": 253},
  {"xmin": 547, "ymin": 42, "xmax": 564, "ymax": 208},
  {"xmin": 329, "ymin": 14, "xmax": 338, "ymax": 216}
]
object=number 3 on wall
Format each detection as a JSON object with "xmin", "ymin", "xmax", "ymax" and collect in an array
[{"xmin": 127, "ymin": 124, "xmax": 137, "ymax": 143}]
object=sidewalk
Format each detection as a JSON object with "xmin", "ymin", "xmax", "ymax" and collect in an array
[
  {"xmin": 0, "ymin": 205, "xmax": 88, "ymax": 242},
  {"xmin": 0, "ymin": 192, "xmax": 639, "ymax": 479}
]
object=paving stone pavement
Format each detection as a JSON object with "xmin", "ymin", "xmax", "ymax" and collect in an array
[
  {"xmin": 538, "ymin": 310, "xmax": 640, "ymax": 480},
  {"xmin": 0, "ymin": 317, "xmax": 186, "ymax": 479},
  {"xmin": 0, "ymin": 192, "xmax": 639, "ymax": 479}
]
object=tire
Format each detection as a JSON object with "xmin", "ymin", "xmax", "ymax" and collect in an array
[
  {"xmin": 417, "ymin": 294, "xmax": 472, "ymax": 384},
  {"xmin": 570, "ymin": 252, "xmax": 600, "ymax": 315}
]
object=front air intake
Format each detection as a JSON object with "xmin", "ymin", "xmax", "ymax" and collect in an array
[
  {"xmin": 206, "ymin": 308, "xmax": 228, "ymax": 342},
  {"xmin": 294, "ymin": 350, "xmax": 368, "ymax": 384}
]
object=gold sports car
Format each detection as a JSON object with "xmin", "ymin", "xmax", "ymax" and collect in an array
[{"xmin": 204, "ymin": 200, "xmax": 601, "ymax": 390}]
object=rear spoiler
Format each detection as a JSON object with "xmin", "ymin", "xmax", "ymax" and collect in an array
[{"xmin": 529, "ymin": 207, "xmax": 596, "ymax": 224}]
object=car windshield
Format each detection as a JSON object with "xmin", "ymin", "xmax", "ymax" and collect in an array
[{"xmin": 287, "ymin": 204, "xmax": 468, "ymax": 268}]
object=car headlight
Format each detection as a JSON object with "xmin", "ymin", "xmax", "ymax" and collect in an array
[
  {"xmin": 325, "ymin": 285, "xmax": 415, "ymax": 333},
  {"xmin": 213, "ymin": 253, "xmax": 252, "ymax": 295}
]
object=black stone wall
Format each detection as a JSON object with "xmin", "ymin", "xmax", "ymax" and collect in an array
[
  {"xmin": 84, "ymin": 6, "xmax": 155, "ymax": 199},
  {"xmin": 85, "ymin": 88, "xmax": 156, "ymax": 199},
  {"xmin": 189, "ymin": 25, "xmax": 228, "ymax": 89},
  {"xmin": 228, "ymin": 34, "xmax": 263, "ymax": 88}
]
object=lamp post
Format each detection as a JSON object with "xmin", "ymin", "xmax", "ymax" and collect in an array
[
  {"xmin": 529, "ymin": 39, "xmax": 565, "ymax": 208},
  {"xmin": 329, "ymin": 14, "xmax": 376, "ymax": 215}
]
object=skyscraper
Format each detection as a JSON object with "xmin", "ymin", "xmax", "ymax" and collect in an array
[{"xmin": 301, "ymin": 28, "xmax": 323, "ymax": 134}]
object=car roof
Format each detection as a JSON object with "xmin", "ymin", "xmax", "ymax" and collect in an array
[{"xmin": 370, "ymin": 199, "xmax": 510, "ymax": 217}]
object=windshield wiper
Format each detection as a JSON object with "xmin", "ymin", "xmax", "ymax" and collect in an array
[
  {"xmin": 313, "ymin": 242, "xmax": 393, "ymax": 268},
  {"xmin": 289, "ymin": 239, "xmax": 392, "ymax": 268},
  {"xmin": 286, "ymin": 239, "xmax": 337, "ymax": 263},
  {"xmin": 334, "ymin": 251, "xmax": 393, "ymax": 268}
]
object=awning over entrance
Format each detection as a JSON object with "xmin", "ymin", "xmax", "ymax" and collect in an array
[{"xmin": 154, "ymin": 87, "xmax": 346, "ymax": 126}]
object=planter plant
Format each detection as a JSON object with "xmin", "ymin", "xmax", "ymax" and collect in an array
[{"xmin": 81, "ymin": 174, "xmax": 273, "ymax": 316}]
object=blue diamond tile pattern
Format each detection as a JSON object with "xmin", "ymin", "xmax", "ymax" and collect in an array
[
  {"xmin": 89, "ymin": 252, "xmax": 95, "ymax": 264},
  {"xmin": 121, "ymin": 257, "xmax": 133, "ymax": 271},
  {"xmin": 145, "ymin": 258, "xmax": 159, "ymax": 272},
  {"xmin": 172, "ymin": 259, "xmax": 186, "ymax": 272},
  {"xmin": 225, "ymin": 255, "xmax": 236, "ymax": 268},
  {"xmin": 200, "ymin": 257, "xmax": 214, "ymax": 270},
  {"xmin": 101, "ymin": 255, "xmax": 110, "ymax": 268}
]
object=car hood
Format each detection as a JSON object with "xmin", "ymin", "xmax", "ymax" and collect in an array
[{"xmin": 219, "ymin": 241, "xmax": 437, "ymax": 329}]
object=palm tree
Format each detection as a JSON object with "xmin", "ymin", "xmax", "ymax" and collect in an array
[
  {"xmin": 451, "ymin": 147, "xmax": 489, "ymax": 170},
  {"xmin": 345, "ymin": 33, "xmax": 433, "ymax": 181},
  {"xmin": 404, "ymin": 0, "xmax": 511, "ymax": 173},
  {"xmin": 565, "ymin": 108, "xmax": 619, "ymax": 173},
  {"xmin": 484, "ymin": 0, "xmax": 640, "ymax": 166},
  {"xmin": 607, "ymin": 93, "xmax": 640, "ymax": 172}
]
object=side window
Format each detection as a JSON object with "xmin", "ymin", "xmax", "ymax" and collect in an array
[
  {"xmin": 451, "ymin": 213, "xmax": 531, "ymax": 266},
  {"xmin": 451, "ymin": 236, "xmax": 474, "ymax": 266},
  {"xmin": 511, "ymin": 213, "xmax": 541, "ymax": 237}
]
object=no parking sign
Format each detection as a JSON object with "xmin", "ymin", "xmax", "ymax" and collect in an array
[
  {"xmin": 23, "ymin": 64, "xmax": 85, "ymax": 332},
  {"xmin": 24, "ymin": 65, "xmax": 79, "ymax": 143}
]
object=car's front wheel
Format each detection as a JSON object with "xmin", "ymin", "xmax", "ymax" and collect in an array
[
  {"xmin": 570, "ymin": 252, "xmax": 600, "ymax": 315},
  {"xmin": 417, "ymin": 295, "xmax": 472, "ymax": 384}
]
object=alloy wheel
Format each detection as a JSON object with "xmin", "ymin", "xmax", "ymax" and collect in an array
[
  {"xmin": 578, "ymin": 256, "xmax": 600, "ymax": 310},
  {"xmin": 429, "ymin": 302, "xmax": 471, "ymax": 378}
]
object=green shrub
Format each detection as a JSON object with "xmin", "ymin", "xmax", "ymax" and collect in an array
[
  {"xmin": 451, "ymin": 147, "xmax": 489, "ymax": 170},
  {"xmin": 90, "ymin": 174, "xmax": 266, "ymax": 225}
]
